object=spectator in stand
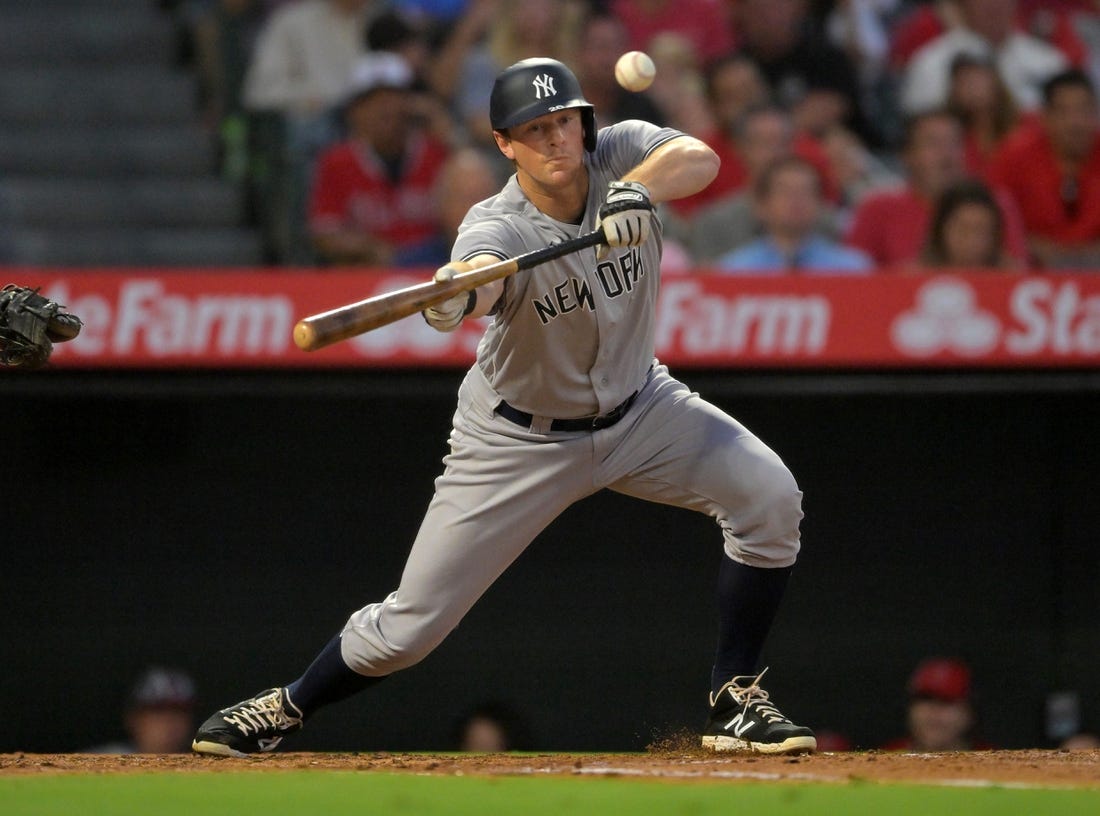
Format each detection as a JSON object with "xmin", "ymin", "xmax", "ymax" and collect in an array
[
  {"xmin": 734, "ymin": 0, "xmax": 881, "ymax": 147},
  {"xmin": 918, "ymin": 178, "xmax": 1019, "ymax": 269},
  {"xmin": 675, "ymin": 56, "xmax": 769, "ymax": 218},
  {"xmin": 574, "ymin": 10, "xmax": 666, "ymax": 129},
  {"xmin": 608, "ymin": 0, "xmax": 735, "ymax": 66},
  {"xmin": 243, "ymin": 0, "xmax": 372, "ymax": 116},
  {"xmin": 705, "ymin": 54, "xmax": 770, "ymax": 142},
  {"xmin": 401, "ymin": 147, "xmax": 501, "ymax": 267},
  {"xmin": 362, "ymin": 9, "xmax": 459, "ymax": 148},
  {"xmin": 308, "ymin": 53, "xmax": 450, "ymax": 266},
  {"xmin": 717, "ymin": 156, "xmax": 872, "ymax": 274},
  {"xmin": 820, "ymin": 124, "xmax": 902, "ymax": 234},
  {"xmin": 642, "ymin": 32, "xmax": 714, "ymax": 137},
  {"xmin": 450, "ymin": 701, "xmax": 534, "ymax": 752},
  {"xmin": 189, "ymin": 0, "xmax": 270, "ymax": 181},
  {"xmin": 674, "ymin": 59, "xmax": 836, "ymax": 217},
  {"xmin": 1061, "ymin": 732, "xmax": 1100, "ymax": 750},
  {"xmin": 988, "ymin": 69, "xmax": 1100, "ymax": 268},
  {"xmin": 889, "ymin": 1, "xmax": 965, "ymax": 73},
  {"xmin": 241, "ymin": 0, "xmax": 374, "ymax": 262},
  {"xmin": 364, "ymin": 10, "xmax": 431, "ymax": 86},
  {"xmin": 945, "ymin": 52, "xmax": 1030, "ymax": 178},
  {"xmin": 415, "ymin": 0, "xmax": 494, "ymax": 98},
  {"xmin": 890, "ymin": 0, "xmax": 1090, "ymax": 76},
  {"xmin": 883, "ymin": 657, "xmax": 995, "ymax": 751},
  {"xmin": 845, "ymin": 109, "xmax": 1029, "ymax": 267},
  {"xmin": 821, "ymin": 0, "xmax": 896, "ymax": 88},
  {"xmin": 900, "ymin": 0, "xmax": 1068, "ymax": 116},
  {"xmin": 819, "ymin": 0, "xmax": 901, "ymax": 145},
  {"xmin": 683, "ymin": 105, "xmax": 838, "ymax": 263},
  {"xmin": 450, "ymin": 0, "xmax": 583, "ymax": 158},
  {"xmin": 84, "ymin": 667, "xmax": 198, "ymax": 754}
]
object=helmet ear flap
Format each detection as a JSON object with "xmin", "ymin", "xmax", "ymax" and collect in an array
[{"xmin": 582, "ymin": 108, "xmax": 596, "ymax": 152}]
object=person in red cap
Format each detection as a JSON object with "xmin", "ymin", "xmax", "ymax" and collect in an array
[{"xmin": 883, "ymin": 657, "xmax": 995, "ymax": 751}]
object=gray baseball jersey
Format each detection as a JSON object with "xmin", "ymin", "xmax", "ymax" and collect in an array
[
  {"xmin": 453, "ymin": 120, "xmax": 680, "ymax": 419},
  {"xmin": 338, "ymin": 121, "xmax": 804, "ymax": 678}
]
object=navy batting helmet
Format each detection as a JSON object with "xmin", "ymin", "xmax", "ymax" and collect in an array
[{"xmin": 490, "ymin": 58, "xmax": 596, "ymax": 152}]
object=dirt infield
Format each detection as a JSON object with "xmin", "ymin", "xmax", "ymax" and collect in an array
[{"xmin": 2, "ymin": 748, "xmax": 1098, "ymax": 788}]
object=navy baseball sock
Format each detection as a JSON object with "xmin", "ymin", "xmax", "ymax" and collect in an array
[
  {"xmin": 285, "ymin": 634, "xmax": 385, "ymax": 718},
  {"xmin": 711, "ymin": 556, "xmax": 793, "ymax": 696}
]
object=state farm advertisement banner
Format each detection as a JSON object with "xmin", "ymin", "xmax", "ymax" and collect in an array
[{"xmin": 6, "ymin": 269, "xmax": 1100, "ymax": 368}]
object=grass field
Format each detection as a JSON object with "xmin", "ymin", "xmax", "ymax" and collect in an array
[{"xmin": 4, "ymin": 770, "xmax": 1100, "ymax": 816}]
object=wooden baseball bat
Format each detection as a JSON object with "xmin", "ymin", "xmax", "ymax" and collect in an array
[{"xmin": 293, "ymin": 229, "xmax": 606, "ymax": 352}]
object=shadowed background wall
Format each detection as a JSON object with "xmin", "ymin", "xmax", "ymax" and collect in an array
[{"xmin": 5, "ymin": 370, "xmax": 1098, "ymax": 752}]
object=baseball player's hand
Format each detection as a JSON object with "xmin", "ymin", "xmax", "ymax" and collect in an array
[
  {"xmin": 596, "ymin": 181, "xmax": 653, "ymax": 259},
  {"xmin": 422, "ymin": 264, "xmax": 473, "ymax": 333}
]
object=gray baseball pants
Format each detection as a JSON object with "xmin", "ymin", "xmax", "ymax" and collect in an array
[{"xmin": 340, "ymin": 362, "xmax": 802, "ymax": 675}]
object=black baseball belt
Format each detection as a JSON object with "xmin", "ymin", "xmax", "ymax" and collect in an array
[{"xmin": 496, "ymin": 390, "xmax": 640, "ymax": 433}]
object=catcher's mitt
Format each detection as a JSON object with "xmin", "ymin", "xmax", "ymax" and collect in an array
[{"xmin": 0, "ymin": 284, "xmax": 83, "ymax": 369}]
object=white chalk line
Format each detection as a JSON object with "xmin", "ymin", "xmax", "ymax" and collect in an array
[{"xmin": 491, "ymin": 764, "xmax": 1095, "ymax": 791}]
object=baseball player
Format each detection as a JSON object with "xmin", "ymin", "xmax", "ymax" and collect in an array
[{"xmin": 193, "ymin": 58, "xmax": 815, "ymax": 756}]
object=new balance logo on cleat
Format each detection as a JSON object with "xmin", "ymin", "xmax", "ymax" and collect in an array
[
  {"xmin": 702, "ymin": 669, "xmax": 816, "ymax": 755},
  {"xmin": 725, "ymin": 712, "xmax": 755, "ymax": 738},
  {"xmin": 192, "ymin": 688, "xmax": 303, "ymax": 758}
]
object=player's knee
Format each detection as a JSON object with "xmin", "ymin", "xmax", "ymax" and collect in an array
[
  {"xmin": 768, "ymin": 464, "xmax": 803, "ymax": 527},
  {"xmin": 372, "ymin": 633, "xmax": 440, "ymax": 673},
  {"xmin": 341, "ymin": 603, "xmax": 453, "ymax": 675},
  {"xmin": 726, "ymin": 462, "xmax": 803, "ymax": 567}
]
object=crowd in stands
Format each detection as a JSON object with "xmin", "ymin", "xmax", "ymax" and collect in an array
[
  {"xmin": 163, "ymin": 0, "xmax": 1100, "ymax": 271},
  {"xmin": 87, "ymin": 658, "xmax": 1100, "ymax": 752}
]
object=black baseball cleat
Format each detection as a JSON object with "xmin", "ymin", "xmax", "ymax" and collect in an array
[
  {"xmin": 701, "ymin": 669, "xmax": 816, "ymax": 754},
  {"xmin": 192, "ymin": 687, "xmax": 303, "ymax": 757}
]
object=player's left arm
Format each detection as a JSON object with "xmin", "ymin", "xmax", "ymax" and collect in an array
[
  {"xmin": 597, "ymin": 135, "xmax": 718, "ymax": 251},
  {"xmin": 619, "ymin": 135, "xmax": 720, "ymax": 204}
]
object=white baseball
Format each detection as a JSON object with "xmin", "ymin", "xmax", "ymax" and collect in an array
[{"xmin": 615, "ymin": 51, "xmax": 656, "ymax": 93}]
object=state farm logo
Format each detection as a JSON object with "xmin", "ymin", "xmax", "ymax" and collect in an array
[
  {"xmin": 657, "ymin": 280, "xmax": 830, "ymax": 356},
  {"xmin": 891, "ymin": 278, "xmax": 1000, "ymax": 356},
  {"xmin": 892, "ymin": 276, "xmax": 1100, "ymax": 359},
  {"xmin": 45, "ymin": 280, "xmax": 294, "ymax": 357}
]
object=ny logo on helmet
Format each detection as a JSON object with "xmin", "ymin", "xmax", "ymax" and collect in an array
[{"xmin": 532, "ymin": 74, "xmax": 557, "ymax": 99}]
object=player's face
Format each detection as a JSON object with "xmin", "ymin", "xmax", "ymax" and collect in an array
[{"xmin": 494, "ymin": 109, "xmax": 586, "ymax": 191}]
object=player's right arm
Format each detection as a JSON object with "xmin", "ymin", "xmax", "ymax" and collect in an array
[
  {"xmin": 460, "ymin": 255, "xmax": 505, "ymax": 320},
  {"xmin": 422, "ymin": 254, "xmax": 503, "ymax": 331}
]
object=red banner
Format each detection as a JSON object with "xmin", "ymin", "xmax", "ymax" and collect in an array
[{"xmin": 6, "ymin": 269, "xmax": 1100, "ymax": 368}]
